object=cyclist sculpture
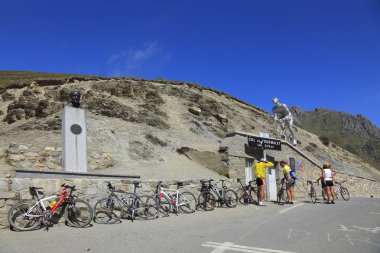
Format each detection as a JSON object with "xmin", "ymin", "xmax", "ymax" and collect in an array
[{"xmin": 272, "ymin": 97, "xmax": 297, "ymax": 146}]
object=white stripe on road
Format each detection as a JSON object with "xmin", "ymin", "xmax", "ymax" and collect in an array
[
  {"xmin": 202, "ymin": 241, "xmax": 297, "ymax": 253},
  {"xmin": 279, "ymin": 203, "xmax": 305, "ymax": 214}
]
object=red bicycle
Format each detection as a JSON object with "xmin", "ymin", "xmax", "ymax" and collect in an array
[{"xmin": 8, "ymin": 184, "xmax": 93, "ymax": 231}]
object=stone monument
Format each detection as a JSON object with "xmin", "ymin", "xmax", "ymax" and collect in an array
[{"xmin": 62, "ymin": 91, "xmax": 88, "ymax": 172}]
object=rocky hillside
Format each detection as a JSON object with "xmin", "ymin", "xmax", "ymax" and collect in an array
[
  {"xmin": 291, "ymin": 107, "xmax": 380, "ymax": 171},
  {"xmin": 0, "ymin": 71, "xmax": 379, "ymax": 181}
]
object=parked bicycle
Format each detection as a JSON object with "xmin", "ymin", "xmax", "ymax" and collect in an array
[
  {"xmin": 307, "ymin": 180, "xmax": 319, "ymax": 204},
  {"xmin": 153, "ymin": 181, "xmax": 197, "ymax": 217},
  {"xmin": 277, "ymin": 178, "xmax": 288, "ymax": 205},
  {"xmin": 236, "ymin": 178, "xmax": 258, "ymax": 205},
  {"xmin": 93, "ymin": 181, "xmax": 157, "ymax": 224},
  {"xmin": 198, "ymin": 179, "xmax": 237, "ymax": 210},
  {"xmin": 197, "ymin": 179, "xmax": 216, "ymax": 211},
  {"xmin": 8, "ymin": 184, "xmax": 93, "ymax": 231},
  {"xmin": 334, "ymin": 180, "xmax": 350, "ymax": 201}
]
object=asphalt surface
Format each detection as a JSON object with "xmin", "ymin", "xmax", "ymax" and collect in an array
[{"xmin": 0, "ymin": 198, "xmax": 379, "ymax": 253}]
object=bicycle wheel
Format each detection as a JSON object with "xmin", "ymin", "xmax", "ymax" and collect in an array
[
  {"xmin": 311, "ymin": 188, "xmax": 317, "ymax": 204},
  {"xmin": 224, "ymin": 189, "xmax": 238, "ymax": 208},
  {"xmin": 93, "ymin": 197, "xmax": 123, "ymax": 224},
  {"xmin": 144, "ymin": 195, "xmax": 159, "ymax": 219},
  {"xmin": 197, "ymin": 192, "xmax": 215, "ymax": 211},
  {"xmin": 8, "ymin": 202, "xmax": 42, "ymax": 231},
  {"xmin": 237, "ymin": 188, "xmax": 249, "ymax": 205},
  {"xmin": 178, "ymin": 192, "xmax": 197, "ymax": 213},
  {"xmin": 156, "ymin": 196, "xmax": 170, "ymax": 217},
  {"xmin": 277, "ymin": 190, "xmax": 287, "ymax": 205},
  {"xmin": 340, "ymin": 187, "xmax": 350, "ymax": 201},
  {"xmin": 288, "ymin": 132, "xmax": 295, "ymax": 145},
  {"xmin": 135, "ymin": 195, "xmax": 158, "ymax": 220},
  {"xmin": 64, "ymin": 199, "xmax": 93, "ymax": 227}
]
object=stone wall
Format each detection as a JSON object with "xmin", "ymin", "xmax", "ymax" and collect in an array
[
  {"xmin": 6, "ymin": 143, "xmax": 115, "ymax": 171},
  {"xmin": 0, "ymin": 177, "xmax": 200, "ymax": 229}
]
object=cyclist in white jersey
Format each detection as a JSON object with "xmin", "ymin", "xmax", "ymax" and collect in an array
[{"xmin": 322, "ymin": 162, "xmax": 336, "ymax": 204}]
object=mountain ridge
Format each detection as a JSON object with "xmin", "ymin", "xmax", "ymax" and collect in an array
[
  {"xmin": 291, "ymin": 106, "xmax": 380, "ymax": 171},
  {"xmin": 0, "ymin": 71, "xmax": 379, "ymax": 182}
]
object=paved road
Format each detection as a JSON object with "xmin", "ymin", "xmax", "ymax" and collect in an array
[{"xmin": 1, "ymin": 198, "xmax": 379, "ymax": 253}]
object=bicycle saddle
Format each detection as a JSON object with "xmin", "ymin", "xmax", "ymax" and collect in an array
[{"xmin": 29, "ymin": 186, "xmax": 43, "ymax": 191}]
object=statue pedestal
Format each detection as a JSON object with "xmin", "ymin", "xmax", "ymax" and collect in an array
[{"xmin": 62, "ymin": 105, "xmax": 88, "ymax": 172}]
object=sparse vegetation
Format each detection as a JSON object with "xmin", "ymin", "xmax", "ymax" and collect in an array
[
  {"xmin": 309, "ymin": 143, "xmax": 318, "ymax": 148},
  {"xmin": 145, "ymin": 134, "xmax": 167, "ymax": 146},
  {"xmin": 319, "ymin": 136, "xmax": 330, "ymax": 146},
  {"xmin": 1, "ymin": 91, "xmax": 15, "ymax": 101},
  {"xmin": 0, "ymin": 71, "xmax": 99, "ymax": 89}
]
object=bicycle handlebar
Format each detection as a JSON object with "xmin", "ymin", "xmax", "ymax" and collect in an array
[
  {"xmin": 307, "ymin": 180, "xmax": 319, "ymax": 186},
  {"xmin": 61, "ymin": 183, "xmax": 75, "ymax": 189}
]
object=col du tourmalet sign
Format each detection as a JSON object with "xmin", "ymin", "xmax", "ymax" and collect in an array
[{"xmin": 247, "ymin": 136, "xmax": 282, "ymax": 151}]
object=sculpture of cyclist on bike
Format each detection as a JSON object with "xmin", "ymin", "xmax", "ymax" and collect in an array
[{"xmin": 272, "ymin": 97, "xmax": 297, "ymax": 146}]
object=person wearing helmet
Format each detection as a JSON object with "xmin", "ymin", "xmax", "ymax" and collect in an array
[
  {"xmin": 253, "ymin": 157, "xmax": 274, "ymax": 206},
  {"xmin": 322, "ymin": 161, "xmax": 337, "ymax": 204},
  {"xmin": 272, "ymin": 97, "xmax": 297, "ymax": 146}
]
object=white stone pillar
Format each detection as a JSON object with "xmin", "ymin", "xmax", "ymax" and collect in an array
[{"xmin": 62, "ymin": 105, "xmax": 88, "ymax": 172}]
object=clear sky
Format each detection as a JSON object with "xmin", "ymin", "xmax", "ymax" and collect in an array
[{"xmin": 1, "ymin": 0, "xmax": 379, "ymax": 127}]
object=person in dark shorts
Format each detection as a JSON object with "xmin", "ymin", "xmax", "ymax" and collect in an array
[
  {"xmin": 322, "ymin": 162, "xmax": 336, "ymax": 204},
  {"xmin": 280, "ymin": 161, "xmax": 296, "ymax": 204},
  {"xmin": 253, "ymin": 158, "xmax": 274, "ymax": 206}
]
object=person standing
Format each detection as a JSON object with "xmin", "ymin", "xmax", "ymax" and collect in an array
[
  {"xmin": 280, "ymin": 161, "xmax": 296, "ymax": 204},
  {"xmin": 253, "ymin": 158, "xmax": 274, "ymax": 206},
  {"xmin": 322, "ymin": 162, "xmax": 336, "ymax": 204}
]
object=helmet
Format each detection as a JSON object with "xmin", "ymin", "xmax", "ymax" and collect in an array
[
  {"xmin": 272, "ymin": 97, "xmax": 278, "ymax": 104},
  {"xmin": 323, "ymin": 162, "xmax": 330, "ymax": 168},
  {"xmin": 260, "ymin": 158, "xmax": 267, "ymax": 162}
]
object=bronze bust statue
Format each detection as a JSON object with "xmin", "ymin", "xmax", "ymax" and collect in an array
[{"xmin": 69, "ymin": 91, "xmax": 81, "ymax": 108}]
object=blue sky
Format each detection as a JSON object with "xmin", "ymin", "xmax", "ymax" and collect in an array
[{"xmin": 1, "ymin": 0, "xmax": 379, "ymax": 127}]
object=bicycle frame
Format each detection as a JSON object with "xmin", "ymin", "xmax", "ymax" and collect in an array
[
  {"xmin": 238, "ymin": 179, "xmax": 256, "ymax": 194},
  {"xmin": 27, "ymin": 187, "xmax": 70, "ymax": 219},
  {"xmin": 307, "ymin": 180, "xmax": 319, "ymax": 203},
  {"xmin": 109, "ymin": 181, "xmax": 148, "ymax": 220},
  {"xmin": 158, "ymin": 183, "xmax": 189, "ymax": 212},
  {"xmin": 237, "ymin": 178, "xmax": 257, "ymax": 204}
]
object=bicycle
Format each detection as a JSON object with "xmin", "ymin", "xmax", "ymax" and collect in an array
[
  {"xmin": 197, "ymin": 179, "xmax": 216, "ymax": 211},
  {"xmin": 307, "ymin": 180, "xmax": 319, "ymax": 204},
  {"xmin": 277, "ymin": 178, "xmax": 288, "ymax": 205},
  {"xmin": 93, "ymin": 181, "xmax": 157, "ymax": 224},
  {"xmin": 275, "ymin": 118, "xmax": 295, "ymax": 144},
  {"xmin": 334, "ymin": 180, "xmax": 350, "ymax": 201},
  {"xmin": 8, "ymin": 184, "xmax": 93, "ymax": 231},
  {"xmin": 153, "ymin": 181, "xmax": 197, "ymax": 217},
  {"xmin": 236, "ymin": 178, "xmax": 258, "ymax": 205},
  {"xmin": 198, "ymin": 179, "xmax": 237, "ymax": 209}
]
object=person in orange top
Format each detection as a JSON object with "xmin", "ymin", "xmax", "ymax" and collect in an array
[{"xmin": 253, "ymin": 158, "xmax": 274, "ymax": 206}]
